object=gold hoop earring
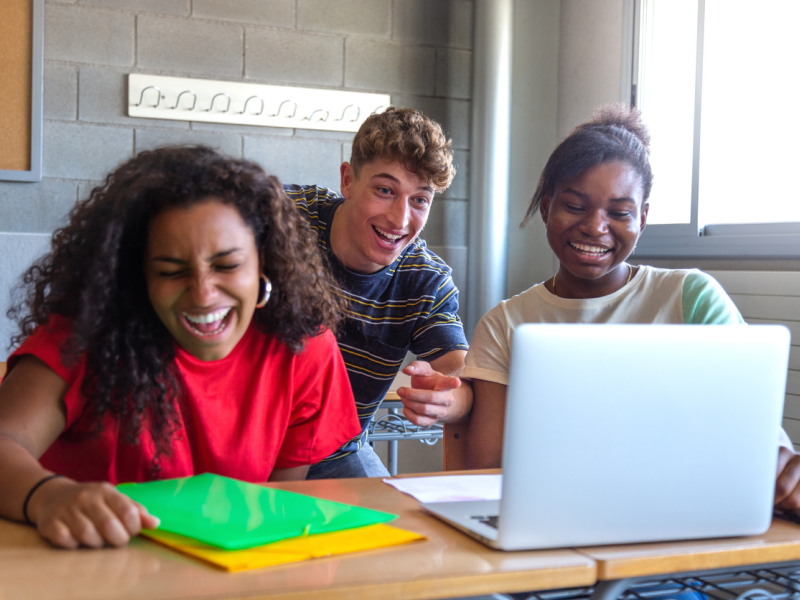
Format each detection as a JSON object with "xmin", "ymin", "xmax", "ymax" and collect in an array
[{"xmin": 255, "ymin": 275, "xmax": 272, "ymax": 309}]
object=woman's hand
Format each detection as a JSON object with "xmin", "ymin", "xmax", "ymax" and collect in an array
[{"xmin": 27, "ymin": 477, "xmax": 159, "ymax": 549}]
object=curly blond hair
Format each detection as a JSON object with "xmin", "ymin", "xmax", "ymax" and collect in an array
[{"xmin": 350, "ymin": 107, "xmax": 456, "ymax": 192}]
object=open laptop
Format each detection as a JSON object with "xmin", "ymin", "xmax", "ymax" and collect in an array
[{"xmin": 422, "ymin": 324, "xmax": 791, "ymax": 550}]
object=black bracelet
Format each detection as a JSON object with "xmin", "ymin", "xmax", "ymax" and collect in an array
[{"xmin": 22, "ymin": 474, "xmax": 63, "ymax": 526}]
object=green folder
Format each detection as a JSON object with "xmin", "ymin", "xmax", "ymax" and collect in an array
[{"xmin": 118, "ymin": 473, "xmax": 396, "ymax": 551}]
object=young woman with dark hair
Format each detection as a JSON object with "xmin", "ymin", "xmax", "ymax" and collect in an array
[
  {"xmin": 462, "ymin": 106, "xmax": 800, "ymax": 511},
  {"xmin": 0, "ymin": 146, "xmax": 360, "ymax": 549}
]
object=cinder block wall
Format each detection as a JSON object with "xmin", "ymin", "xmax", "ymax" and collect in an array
[{"xmin": 0, "ymin": 0, "xmax": 473, "ymax": 249}]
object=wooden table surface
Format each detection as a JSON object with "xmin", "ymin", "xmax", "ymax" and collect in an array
[
  {"xmin": 0, "ymin": 474, "xmax": 596, "ymax": 600},
  {"xmin": 580, "ymin": 517, "xmax": 800, "ymax": 580}
]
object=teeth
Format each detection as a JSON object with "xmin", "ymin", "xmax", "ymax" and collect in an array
[
  {"xmin": 374, "ymin": 226, "xmax": 403, "ymax": 241},
  {"xmin": 572, "ymin": 243, "xmax": 610, "ymax": 254},
  {"xmin": 183, "ymin": 308, "xmax": 231, "ymax": 324}
]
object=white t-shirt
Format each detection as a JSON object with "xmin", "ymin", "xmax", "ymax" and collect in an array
[
  {"xmin": 464, "ymin": 264, "xmax": 793, "ymax": 451},
  {"xmin": 464, "ymin": 266, "xmax": 743, "ymax": 385}
]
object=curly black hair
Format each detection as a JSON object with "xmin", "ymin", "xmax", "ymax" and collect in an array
[
  {"xmin": 522, "ymin": 104, "xmax": 653, "ymax": 226},
  {"xmin": 9, "ymin": 146, "xmax": 343, "ymax": 457}
]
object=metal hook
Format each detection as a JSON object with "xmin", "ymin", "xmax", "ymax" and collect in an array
[
  {"xmin": 304, "ymin": 109, "xmax": 329, "ymax": 122},
  {"xmin": 134, "ymin": 86, "xmax": 162, "ymax": 108},
  {"xmin": 206, "ymin": 92, "xmax": 231, "ymax": 113},
  {"xmin": 270, "ymin": 100, "xmax": 297, "ymax": 118},
  {"xmin": 335, "ymin": 105, "xmax": 360, "ymax": 122},
  {"xmin": 170, "ymin": 90, "xmax": 197, "ymax": 110},
  {"xmin": 239, "ymin": 95, "xmax": 265, "ymax": 116}
]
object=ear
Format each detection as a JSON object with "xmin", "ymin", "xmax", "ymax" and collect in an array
[
  {"xmin": 340, "ymin": 162, "xmax": 355, "ymax": 199},
  {"xmin": 539, "ymin": 196, "xmax": 551, "ymax": 225},
  {"xmin": 639, "ymin": 202, "xmax": 650, "ymax": 234}
]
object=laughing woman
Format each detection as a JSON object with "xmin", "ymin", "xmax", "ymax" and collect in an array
[
  {"xmin": 463, "ymin": 105, "xmax": 800, "ymax": 509},
  {"xmin": 0, "ymin": 146, "xmax": 361, "ymax": 548}
]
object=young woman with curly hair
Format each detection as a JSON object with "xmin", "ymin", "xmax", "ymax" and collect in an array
[{"xmin": 0, "ymin": 146, "xmax": 360, "ymax": 549}]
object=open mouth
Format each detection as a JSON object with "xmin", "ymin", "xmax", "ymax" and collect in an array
[
  {"xmin": 569, "ymin": 242, "xmax": 612, "ymax": 256},
  {"xmin": 373, "ymin": 225, "xmax": 405, "ymax": 245},
  {"xmin": 182, "ymin": 307, "xmax": 232, "ymax": 336}
]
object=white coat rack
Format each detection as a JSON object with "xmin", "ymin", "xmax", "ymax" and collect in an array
[{"xmin": 127, "ymin": 74, "xmax": 390, "ymax": 133}]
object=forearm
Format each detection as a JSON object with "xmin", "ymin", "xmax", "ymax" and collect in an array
[
  {"xmin": 439, "ymin": 379, "xmax": 473, "ymax": 424},
  {"xmin": 0, "ymin": 433, "xmax": 59, "ymax": 522}
]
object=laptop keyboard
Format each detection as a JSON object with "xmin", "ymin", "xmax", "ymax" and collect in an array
[{"xmin": 471, "ymin": 515, "xmax": 499, "ymax": 529}]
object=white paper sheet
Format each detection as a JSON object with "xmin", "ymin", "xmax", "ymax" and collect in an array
[{"xmin": 383, "ymin": 474, "xmax": 502, "ymax": 503}]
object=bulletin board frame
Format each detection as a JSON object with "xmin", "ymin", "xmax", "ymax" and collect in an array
[{"xmin": 0, "ymin": 0, "xmax": 44, "ymax": 182}]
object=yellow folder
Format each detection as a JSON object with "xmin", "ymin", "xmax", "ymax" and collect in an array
[{"xmin": 142, "ymin": 524, "xmax": 425, "ymax": 572}]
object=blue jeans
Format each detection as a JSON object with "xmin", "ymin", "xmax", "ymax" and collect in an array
[{"xmin": 306, "ymin": 444, "xmax": 390, "ymax": 479}]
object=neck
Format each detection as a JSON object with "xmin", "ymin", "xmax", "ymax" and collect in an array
[{"xmin": 553, "ymin": 264, "xmax": 633, "ymax": 299}]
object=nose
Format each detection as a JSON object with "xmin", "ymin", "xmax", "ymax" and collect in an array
[
  {"xmin": 188, "ymin": 271, "xmax": 218, "ymax": 306},
  {"xmin": 580, "ymin": 209, "xmax": 609, "ymax": 237},
  {"xmin": 386, "ymin": 198, "xmax": 410, "ymax": 229}
]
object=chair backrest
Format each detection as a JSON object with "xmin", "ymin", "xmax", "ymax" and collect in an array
[{"xmin": 443, "ymin": 422, "xmax": 467, "ymax": 470}]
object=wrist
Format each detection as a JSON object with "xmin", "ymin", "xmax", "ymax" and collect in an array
[{"xmin": 24, "ymin": 474, "xmax": 72, "ymax": 525}]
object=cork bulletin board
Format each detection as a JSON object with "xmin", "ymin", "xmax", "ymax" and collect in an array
[{"xmin": 0, "ymin": 0, "xmax": 43, "ymax": 182}]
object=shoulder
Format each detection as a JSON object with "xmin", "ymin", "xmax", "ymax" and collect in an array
[
  {"xmin": 394, "ymin": 238, "xmax": 455, "ymax": 282},
  {"xmin": 7, "ymin": 314, "xmax": 79, "ymax": 383},
  {"xmin": 638, "ymin": 265, "xmax": 695, "ymax": 285},
  {"xmin": 283, "ymin": 184, "xmax": 343, "ymax": 216}
]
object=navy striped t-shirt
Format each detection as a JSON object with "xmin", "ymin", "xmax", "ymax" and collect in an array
[{"xmin": 285, "ymin": 184, "xmax": 469, "ymax": 459}]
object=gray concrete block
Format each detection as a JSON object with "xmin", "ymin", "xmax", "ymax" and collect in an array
[
  {"xmin": 246, "ymin": 29, "xmax": 343, "ymax": 87},
  {"xmin": 298, "ymin": 0, "xmax": 390, "ymax": 37},
  {"xmin": 45, "ymin": 4, "xmax": 134, "ymax": 66},
  {"xmin": 191, "ymin": 121, "xmax": 292, "ymax": 136},
  {"xmin": 77, "ymin": 180, "xmax": 106, "ymax": 202},
  {"xmin": 137, "ymin": 15, "xmax": 243, "ymax": 78},
  {"xmin": 135, "ymin": 129, "xmax": 243, "ymax": 157},
  {"xmin": 393, "ymin": 0, "xmax": 473, "ymax": 49},
  {"xmin": 43, "ymin": 122, "xmax": 133, "ymax": 180},
  {"xmin": 78, "ymin": 68, "xmax": 188, "ymax": 129},
  {"xmin": 193, "ymin": 0, "xmax": 293, "ymax": 27},
  {"xmin": 423, "ymin": 199, "xmax": 468, "ymax": 247},
  {"xmin": 436, "ymin": 48, "xmax": 472, "ymax": 99},
  {"xmin": 243, "ymin": 136, "xmax": 342, "ymax": 192},
  {"xmin": 0, "ymin": 179, "xmax": 77, "ymax": 233},
  {"xmin": 80, "ymin": 0, "xmax": 189, "ymax": 15},
  {"xmin": 390, "ymin": 94, "xmax": 470, "ymax": 149},
  {"xmin": 0, "ymin": 233, "xmax": 54, "ymax": 358},
  {"xmin": 441, "ymin": 149, "xmax": 468, "ymax": 200},
  {"xmin": 345, "ymin": 38, "xmax": 434, "ymax": 95},
  {"xmin": 44, "ymin": 64, "xmax": 77, "ymax": 121},
  {"xmin": 294, "ymin": 128, "xmax": 355, "ymax": 143}
]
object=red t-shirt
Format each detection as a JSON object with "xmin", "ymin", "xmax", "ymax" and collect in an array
[{"xmin": 8, "ymin": 317, "xmax": 361, "ymax": 484}]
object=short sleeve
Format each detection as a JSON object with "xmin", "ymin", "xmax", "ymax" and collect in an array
[
  {"xmin": 274, "ymin": 329, "xmax": 362, "ymax": 468},
  {"xmin": 409, "ymin": 272, "xmax": 469, "ymax": 362},
  {"xmin": 462, "ymin": 303, "xmax": 512, "ymax": 385},
  {"xmin": 6, "ymin": 316, "xmax": 88, "ymax": 430},
  {"xmin": 682, "ymin": 271, "xmax": 745, "ymax": 324}
]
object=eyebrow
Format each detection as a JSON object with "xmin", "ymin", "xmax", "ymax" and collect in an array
[
  {"xmin": 371, "ymin": 173, "xmax": 435, "ymax": 194},
  {"xmin": 563, "ymin": 188, "xmax": 637, "ymax": 203},
  {"xmin": 150, "ymin": 248, "xmax": 244, "ymax": 264}
]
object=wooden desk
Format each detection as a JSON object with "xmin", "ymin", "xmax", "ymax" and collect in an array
[
  {"xmin": 0, "ymin": 475, "xmax": 595, "ymax": 600},
  {"xmin": 581, "ymin": 518, "xmax": 800, "ymax": 581}
]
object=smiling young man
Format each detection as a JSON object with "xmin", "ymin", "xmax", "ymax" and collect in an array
[{"xmin": 285, "ymin": 108, "xmax": 471, "ymax": 478}]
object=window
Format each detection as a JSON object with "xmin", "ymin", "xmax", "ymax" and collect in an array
[{"xmin": 631, "ymin": 0, "xmax": 800, "ymax": 257}]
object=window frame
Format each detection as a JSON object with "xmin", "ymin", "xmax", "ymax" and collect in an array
[{"xmin": 628, "ymin": 0, "xmax": 800, "ymax": 259}]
